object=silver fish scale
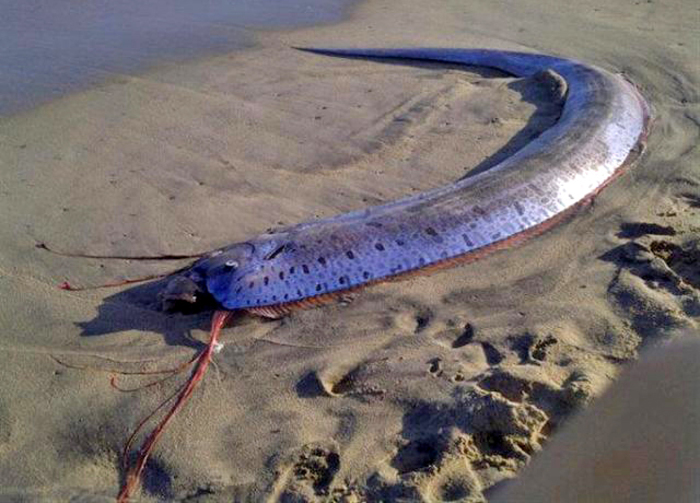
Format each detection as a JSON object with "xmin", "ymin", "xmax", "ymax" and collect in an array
[{"xmin": 189, "ymin": 49, "xmax": 649, "ymax": 311}]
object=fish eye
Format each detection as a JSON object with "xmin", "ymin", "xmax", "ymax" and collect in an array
[{"xmin": 224, "ymin": 260, "xmax": 239, "ymax": 269}]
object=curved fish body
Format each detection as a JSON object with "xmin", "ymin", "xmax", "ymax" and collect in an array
[{"xmin": 169, "ymin": 49, "xmax": 650, "ymax": 317}]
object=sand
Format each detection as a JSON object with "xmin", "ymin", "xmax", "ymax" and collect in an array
[{"xmin": 0, "ymin": 0, "xmax": 698, "ymax": 501}]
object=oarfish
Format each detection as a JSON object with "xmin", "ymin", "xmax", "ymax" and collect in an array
[{"xmin": 160, "ymin": 48, "xmax": 651, "ymax": 318}]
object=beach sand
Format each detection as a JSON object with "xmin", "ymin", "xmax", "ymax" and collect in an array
[{"xmin": 0, "ymin": 0, "xmax": 697, "ymax": 501}]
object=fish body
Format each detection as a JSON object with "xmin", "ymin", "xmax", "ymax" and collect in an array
[{"xmin": 169, "ymin": 49, "xmax": 650, "ymax": 317}]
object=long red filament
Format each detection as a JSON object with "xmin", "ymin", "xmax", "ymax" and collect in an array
[
  {"xmin": 116, "ymin": 310, "xmax": 232, "ymax": 502},
  {"xmin": 58, "ymin": 274, "xmax": 172, "ymax": 291},
  {"xmin": 52, "ymin": 353, "xmax": 199, "ymax": 377},
  {"xmin": 36, "ymin": 242, "xmax": 206, "ymax": 260}
]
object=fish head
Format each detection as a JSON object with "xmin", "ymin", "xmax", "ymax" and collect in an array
[
  {"xmin": 159, "ymin": 242, "xmax": 257, "ymax": 312},
  {"xmin": 160, "ymin": 235, "xmax": 295, "ymax": 311}
]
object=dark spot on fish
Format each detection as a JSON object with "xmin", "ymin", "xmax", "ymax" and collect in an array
[
  {"xmin": 425, "ymin": 227, "xmax": 438, "ymax": 236},
  {"xmin": 249, "ymin": 282, "xmax": 255, "ymax": 289},
  {"xmin": 235, "ymin": 287, "xmax": 242, "ymax": 294},
  {"xmin": 514, "ymin": 201, "xmax": 525, "ymax": 216},
  {"xmin": 339, "ymin": 276, "xmax": 346, "ymax": 284},
  {"xmin": 264, "ymin": 277, "xmax": 269, "ymax": 286},
  {"xmin": 491, "ymin": 232, "xmax": 502, "ymax": 240},
  {"xmin": 316, "ymin": 284, "xmax": 322, "ymax": 292},
  {"xmin": 279, "ymin": 271, "xmax": 285, "ymax": 280},
  {"xmin": 396, "ymin": 239, "xmax": 405, "ymax": 246},
  {"xmin": 284, "ymin": 294, "xmax": 289, "ymax": 300},
  {"xmin": 375, "ymin": 243, "xmax": 385, "ymax": 251},
  {"xmin": 473, "ymin": 205, "xmax": 486, "ymax": 216},
  {"xmin": 297, "ymin": 289, "xmax": 302, "ymax": 296},
  {"xmin": 529, "ymin": 183, "xmax": 545, "ymax": 195},
  {"xmin": 418, "ymin": 257, "xmax": 426, "ymax": 266},
  {"xmin": 318, "ymin": 257, "xmax": 327, "ymax": 266},
  {"xmin": 363, "ymin": 271, "xmax": 371, "ymax": 279},
  {"xmin": 272, "ymin": 295, "xmax": 277, "ymax": 301},
  {"xmin": 462, "ymin": 233, "xmax": 474, "ymax": 247},
  {"xmin": 366, "ymin": 221, "xmax": 383, "ymax": 228},
  {"xmin": 302, "ymin": 265, "xmax": 310, "ymax": 274},
  {"xmin": 289, "ymin": 266, "xmax": 295, "ymax": 274},
  {"xmin": 346, "ymin": 250, "xmax": 355, "ymax": 259}
]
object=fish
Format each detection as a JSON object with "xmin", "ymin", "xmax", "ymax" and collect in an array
[
  {"xmin": 113, "ymin": 48, "xmax": 652, "ymax": 499},
  {"xmin": 160, "ymin": 48, "xmax": 651, "ymax": 318}
]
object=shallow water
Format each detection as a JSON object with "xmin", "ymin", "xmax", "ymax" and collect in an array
[{"xmin": 0, "ymin": 0, "xmax": 355, "ymax": 115}]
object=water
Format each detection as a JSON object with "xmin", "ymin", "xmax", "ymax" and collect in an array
[{"xmin": 0, "ymin": 0, "xmax": 355, "ymax": 115}]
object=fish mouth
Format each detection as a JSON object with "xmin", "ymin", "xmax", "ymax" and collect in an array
[{"xmin": 158, "ymin": 274, "xmax": 216, "ymax": 313}]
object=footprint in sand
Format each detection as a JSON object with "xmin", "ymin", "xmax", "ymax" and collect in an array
[
  {"xmin": 426, "ymin": 460, "xmax": 483, "ymax": 503},
  {"xmin": 271, "ymin": 443, "xmax": 341, "ymax": 501},
  {"xmin": 431, "ymin": 319, "xmax": 476, "ymax": 350},
  {"xmin": 302, "ymin": 359, "xmax": 388, "ymax": 400},
  {"xmin": 602, "ymin": 214, "xmax": 700, "ymax": 340},
  {"xmin": 391, "ymin": 437, "xmax": 440, "ymax": 474}
]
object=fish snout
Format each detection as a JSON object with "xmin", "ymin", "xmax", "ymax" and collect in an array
[{"xmin": 159, "ymin": 274, "xmax": 212, "ymax": 312}]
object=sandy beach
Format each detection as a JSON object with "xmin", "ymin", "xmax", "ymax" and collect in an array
[{"xmin": 0, "ymin": 0, "xmax": 698, "ymax": 501}]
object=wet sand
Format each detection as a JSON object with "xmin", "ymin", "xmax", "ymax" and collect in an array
[
  {"xmin": 0, "ymin": 0, "xmax": 697, "ymax": 501},
  {"xmin": 0, "ymin": 0, "xmax": 355, "ymax": 115}
]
